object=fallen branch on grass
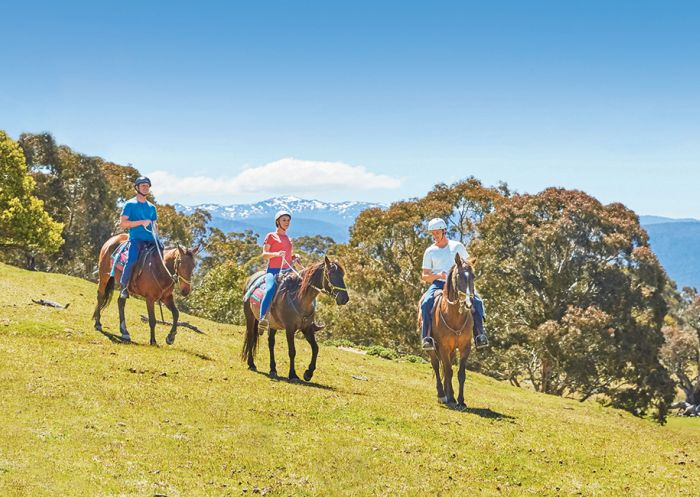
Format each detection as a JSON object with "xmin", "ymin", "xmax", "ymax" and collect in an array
[{"xmin": 32, "ymin": 299, "xmax": 70, "ymax": 309}]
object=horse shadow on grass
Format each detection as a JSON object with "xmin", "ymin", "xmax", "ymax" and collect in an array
[
  {"xmin": 96, "ymin": 328, "xmax": 136, "ymax": 344},
  {"xmin": 251, "ymin": 368, "xmax": 337, "ymax": 392},
  {"xmin": 440, "ymin": 403, "xmax": 516, "ymax": 422},
  {"xmin": 95, "ymin": 328, "xmax": 213, "ymax": 362}
]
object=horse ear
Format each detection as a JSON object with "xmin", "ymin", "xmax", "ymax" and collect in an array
[
  {"xmin": 469, "ymin": 256, "xmax": 477, "ymax": 268},
  {"xmin": 324, "ymin": 255, "xmax": 331, "ymax": 266},
  {"xmin": 191, "ymin": 244, "xmax": 201, "ymax": 255},
  {"xmin": 177, "ymin": 245, "xmax": 185, "ymax": 256},
  {"xmin": 455, "ymin": 253, "xmax": 463, "ymax": 265}
]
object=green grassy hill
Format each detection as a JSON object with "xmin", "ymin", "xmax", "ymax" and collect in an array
[{"xmin": 1, "ymin": 262, "xmax": 698, "ymax": 496}]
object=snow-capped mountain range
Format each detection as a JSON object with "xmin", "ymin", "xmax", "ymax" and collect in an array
[
  {"xmin": 175, "ymin": 199, "xmax": 700, "ymax": 290},
  {"xmin": 175, "ymin": 195, "xmax": 384, "ymax": 242}
]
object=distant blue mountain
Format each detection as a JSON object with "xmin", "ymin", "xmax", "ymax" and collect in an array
[
  {"xmin": 639, "ymin": 215, "xmax": 700, "ymax": 226},
  {"xmin": 641, "ymin": 217, "xmax": 700, "ymax": 290},
  {"xmin": 175, "ymin": 199, "xmax": 700, "ymax": 291}
]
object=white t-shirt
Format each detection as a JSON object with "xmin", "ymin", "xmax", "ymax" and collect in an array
[{"xmin": 422, "ymin": 240, "xmax": 468, "ymax": 275}]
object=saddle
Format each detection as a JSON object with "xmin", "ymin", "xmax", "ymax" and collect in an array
[
  {"xmin": 243, "ymin": 270, "xmax": 294, "ymax": 305},
  {"xmin": 109, "ymin": 241, "xmax": 159, "ymax": 280},
  {"xmin": 418, "ymin": 289, "xmax": 445, "ymax": 313}
]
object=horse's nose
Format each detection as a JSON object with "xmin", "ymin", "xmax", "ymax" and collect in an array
[
  {"xmin": 181, "ymin": 286, "xmax": 191, "ymax": 297},
  {"xmin": 336, "ymin": 292, "xmax": 349, "ymax": 305}
]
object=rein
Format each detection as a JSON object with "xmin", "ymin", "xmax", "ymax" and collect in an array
[{"xmin": 145, "ymin": 225, "xmax": 191, "ymax": 287}]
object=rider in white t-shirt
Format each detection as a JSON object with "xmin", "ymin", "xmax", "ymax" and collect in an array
[{"xmin": 420, "ymin": 218, "xmax": 488, "ymax": 350}]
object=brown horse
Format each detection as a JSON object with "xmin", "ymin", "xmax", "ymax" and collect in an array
[
  {"xmin": 92, "ymin": 234, "xmax": 199, "ymax": 345},
  {"xmin": 241, "ymin": 256, "xmax": 349, "ymax": 381},
  {"xmin": 418, "ymin": 253, "xmax": 476, "ymax": 409}
]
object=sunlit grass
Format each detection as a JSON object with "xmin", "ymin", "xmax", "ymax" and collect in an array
[{"xmin": 1, "ymin": 262, "xmax": 699, "ymax": 496}]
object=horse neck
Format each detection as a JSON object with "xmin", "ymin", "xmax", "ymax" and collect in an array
[
  {"xmin": 153, "ymin": 249, "xmax": 176, "ymax": 282},
  {"xmin": 298, "ymin": 266, "xmax": 323, "ymax": 308},
  {"xmin": 442, "ymin": 269, "xmax": 461, "ymax": 314}
]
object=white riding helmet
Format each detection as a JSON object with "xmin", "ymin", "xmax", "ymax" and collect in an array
[
  {"xmin": 275, "ymin": 210, "xmax": 292, "ymax": 222},
  {"xmin": 427, "ymin": 218, "xmax": 447, "ymax": 231}
]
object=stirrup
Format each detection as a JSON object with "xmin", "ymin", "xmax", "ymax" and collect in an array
[
  {"xmin": 421, "ymin": 336, "xmax": 436, "ymax": 350},
  {"xmin": 258, "ymin": 317, "xmax": 269, "ymax": 336},
  {"xmin": 475, "ymin": 334, "xmax": 489, "ymax": 348},
  {"xmin": 119, "ymin": 286, "xmax": 130, "ymax": 299}
]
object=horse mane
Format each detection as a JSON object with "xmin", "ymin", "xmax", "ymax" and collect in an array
[
  {"xmin": 446, "ymin": 265, "xmax": 456, "ymax": 301},
  {"xmin": 295, "ymin": 260, "xmax": 345, "ymax": 298},
  {"xmin": 298, "ymin": 261, "xmax": 325, "ymax": 298}
]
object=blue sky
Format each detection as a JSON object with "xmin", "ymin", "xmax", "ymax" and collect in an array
[{"xmin": 2, "ymin": 1, "xmax": 699, "ymax": 215}]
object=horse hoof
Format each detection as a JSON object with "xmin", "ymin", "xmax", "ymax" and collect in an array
[
  {"xmin": 166, "ymin": 335, "xmax": 175, "ymax": 345},
  {"xmin": 120, "ymin": 334, "xmax": 131, "ymax": 343},
  {"xmin": 438, "ymin": 396, "xmax": 449, "ymax": 404},
  {"xmin": 456, "ymin": 402, "xmax": 467, "ymax": 411},
  {"xmin": 150, "ymin": 340, "xmax": 158, "ymax": 346},
  {"xmin": 247, "ymin": 364, "xmax": 257, "ymax": 372},
  {"xmin": 289, "ymin": 375, "xmax": 301, "ymax": 382},
  {"xmin": 303, "ymin": 370, "xmax": 313, "ymax": 382},
  {"xmin": 269, "ymin": 370, "xmax": 278, "ymax": 379},
  {"xmin": 95, "ymin": 323, "xmax": 102, "ymax": 332}
]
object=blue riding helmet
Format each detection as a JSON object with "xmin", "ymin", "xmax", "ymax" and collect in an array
[{"xmin": 134, "ymin": 176, "xmax": 151, "ymax": 187}]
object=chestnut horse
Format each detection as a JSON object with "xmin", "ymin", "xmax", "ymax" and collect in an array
[
  {"xmin": 92, "ymin": 234, "xmax": 199, "ymax": 345},
  {"xmin": 242, "ymin": 257, "xmax": 349, "ymax": 381},
  {"xmin": 418, "ymin": 254, "xmax": 476, "ymax": 409}
]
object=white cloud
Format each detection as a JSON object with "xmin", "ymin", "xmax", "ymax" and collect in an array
[{"xmin": 148, "ymin": 158, "xmax": 401, "ymax": 201}]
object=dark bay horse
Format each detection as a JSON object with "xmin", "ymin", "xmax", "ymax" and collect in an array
[
  {"xmin": 242, "ymin": 256, "xmax": 349, "ymax": 381},
  {"xmin": 92, "ymin": 233, "xmax": 199, "ymax": 345},
  {"xmin": 418, "ymin": 254, "xmax": 476, "ymax": 409}
]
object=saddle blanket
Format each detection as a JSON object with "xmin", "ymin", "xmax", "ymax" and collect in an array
[
  {"xmin": 243, "ymin": 273, "xmax": 267, "ymax": 303},
  {"xmin": 109, "ymin": 241, "xmax": 131, "ymax": 276}
]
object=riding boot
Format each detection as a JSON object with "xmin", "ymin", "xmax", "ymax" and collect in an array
[
  {"xmin": 258, "ymin": 315, "xmax": 269, "ymax": 336},
  {"xmin": 119, "ymin": 284, "xmax": 130, "ymax": 300},
  {"xmin": 473, "ymin": 310, "xmax": 489, "ymax": 348}
]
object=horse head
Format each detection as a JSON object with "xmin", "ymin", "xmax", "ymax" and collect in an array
[
  {"xmin": 174, "ymin": 244, "xmax": 200, "ymax": 296},
  {"xmin": 323, "ymin": 256, "xmax": 349, "ymax": 305},
  {"xmin": 448, "ymin": 253, "xmax": 475, "ymax": 313}
]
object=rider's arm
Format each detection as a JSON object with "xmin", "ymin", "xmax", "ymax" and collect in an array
[
  {"xmin": 119, "ymin": 216, "xmax": 150, "ymax": 230},
  {"xmin": 422, "ymin": 268, "xmax": 447, "ymax": 283},
  {"xmin": 261, "ymin": 243, "xmax": 285, "ymax": 260}
]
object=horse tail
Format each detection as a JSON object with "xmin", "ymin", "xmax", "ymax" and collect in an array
[
  {"xmin": 241, "ymin": 302, "xmax": 259, "ymax": 362},
  {"xmin": 92, "ymin": 276, "xmax": 115, "ymax": 320}
]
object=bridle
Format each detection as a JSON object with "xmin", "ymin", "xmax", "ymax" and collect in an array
[
  {"xmin": 313, "ymin": 263, "xmax": 347, "ymax": 298},
  {"xmin": 438, "ymin": 264, "xmax": 475, "ymax": 335}
]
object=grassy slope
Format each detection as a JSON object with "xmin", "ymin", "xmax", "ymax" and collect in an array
[{"xmin": 0, "ymin": 262, "xmax": 698, "ymax": 497}]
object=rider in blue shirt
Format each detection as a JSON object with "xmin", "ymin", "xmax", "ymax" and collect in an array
[{"xmin": 118, "ymin": 176, "xmax": 158, "ymax": 299}]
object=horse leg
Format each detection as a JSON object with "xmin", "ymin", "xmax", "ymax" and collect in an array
[
  {"xmin": 303, "ymin": 331, "xmax": 319, "ymax": 382},
  {"xmin": 440, "ymin": 348, "xmax": 456, "ymax": 405},
  {"xmin": 93, "ymin": 274, "xmax": 115, "ymax": 332},
  {"xmin": 285, "ymin": 327, "xmax": 300, "ymax": 381},
  {"xmin": 457, "ymin": 345, "xmax": 471, "ymax": 410},
  {"xmin": 268, "ymin": 328, "xmax": 277, "ymax": 378},
  {"xmin": 430, "ymin": 350, "xmax": 447, "ymax": 403},
  {"xmin": 94, "ymin": 290, "xmax": 103, "ymax": 332},
  {"xmin": 94, "ymin": 278, "xmax": 106, "ymax": 332},
  {"xmin": 146, "ymin": 298, "xmax": 157, "ymax": 346},
  {"xmin": 117, "ymin": 293, "xmax": 131, "ymax": 342},
  {"xmin": 164, "ymin": 295, "xmax": 179, "ymax": 345},
  {"xmin": 242, "ymin": 303, "xmax": 258, "ymax": 371}
]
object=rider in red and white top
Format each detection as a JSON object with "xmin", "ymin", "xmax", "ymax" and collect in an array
[{"xmin": 259, "ymin": 210, "xmax": 301, "ymax": 325}]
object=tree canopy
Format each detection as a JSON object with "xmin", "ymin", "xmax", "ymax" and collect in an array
[{"xmin": 0, "ymin": 130, "xmax": 63, "ymax": 257}]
